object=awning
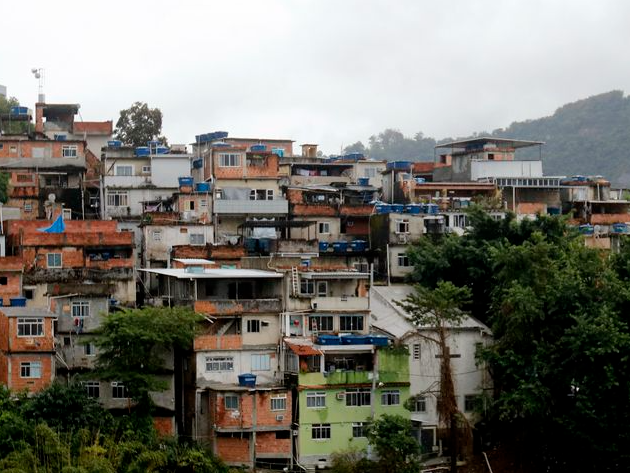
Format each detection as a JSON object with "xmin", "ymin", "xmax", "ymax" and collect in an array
[{"xmin": 285, "ymin": 341, "xmax": 322, "ymax": 356}]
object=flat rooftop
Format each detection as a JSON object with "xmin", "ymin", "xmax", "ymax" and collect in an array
[{"xmin": 435, "ymin": 137, "xmax": 544, "ymax": 150}]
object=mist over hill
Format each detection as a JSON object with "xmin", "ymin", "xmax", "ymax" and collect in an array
[{"xmin": 346, "ymin": 90, "xmax": 630, "ymax": 187}]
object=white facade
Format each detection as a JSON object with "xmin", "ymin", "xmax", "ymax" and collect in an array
[
  {"xmin": 143, "ymin": 224, "xmax": 215, "ymax": 263},
  {"xmin": 196, "ymin": 348, "xmax": 279, "ymax": 387},
  {"xmin": 470, "ymin": 160, "xmax": 543, "ymax": 181}
]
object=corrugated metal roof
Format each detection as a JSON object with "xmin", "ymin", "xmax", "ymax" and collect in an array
[
  {"xmin": 0, "ymin": 307, "xmax": 56, "ymax": 318},
  {"xmin": 285, "ymin": 339, "xmax": 323, "ymax": 356}
]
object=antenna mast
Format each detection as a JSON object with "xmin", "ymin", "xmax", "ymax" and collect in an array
[{"xmin": 31, "ymin": 68, "xmax": 45, "ymax": 103}]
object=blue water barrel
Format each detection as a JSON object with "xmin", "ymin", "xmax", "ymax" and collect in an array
[
  {"xmin": 406, "ymin": 204, "xmax": 421, "ymax": 214},
  {"xmin": 357, "ymin": 177, "xmax": 369, "ymax": 186},
  {"xmin": 612, "ymin": 223, "xmax": 628, "ymax": 234},
  {"xmin": 156, "ymin": 146, "xmax": 169, "ymax": 154},
  {"xmin": 369, "ymin": 335, "xmax": 389, "ymax": 346},
  {"xmin": 10, "ymin": 297, "xmax": 26, "ymax": 307},
  {"xmin": 426, "ymin": 203, "xmax": 439, "ymax": 214},
  {"xmin": 251, "ymin": 144, "xmax": 266, "ymax": 152},
  {"xmin": 108, "ymin": 140, "xmax": 122, "ymax": 148},
  {"xmin": 350, "ymin": 240, "xmax": 367, "ymax": 252},
  {"xmin": 376, "ymin": 204, "xmax": 391, "ymax": 214},
  {"xmin": 135, "ymin": 147, "xmax": 150, "ymax": 156},
  {"xmin": 319, "ymin": 241, "xmax": 329, "ymax": 252},
  {"xmin": 238, "ymin": 373, "xmax": 257, "ymax": 387},
  {"xmin": 579, "ymin": 224, "xmax": 594, "ymax": 235},
  {"xmin": 178, "ymin": 177, "xmax": 194, "ymax": 187},
  {"xmin": 391, "ymin": 204, "xmax": 405, "ymax": 213},
  {"xmin": 332, "ymin": 241, "xmax": 348, "ymax": 253},
  {"xmin": 317, "ymin": 335, "xmax": 342, "ymax": 345},
  {"xmin": 195, "ymin": 182, "xmax": 210, "ymax": 192}
]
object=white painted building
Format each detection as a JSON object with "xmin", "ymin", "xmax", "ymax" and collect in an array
[{"xmin": 370, "ymin": 285, "xmax": 493, "ymax": 453}]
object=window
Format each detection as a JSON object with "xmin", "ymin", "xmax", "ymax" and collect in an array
[
  {"xmin": 464, "ymin": 394, "xmax": 481, "ymax": 413},
  {"xmin": 84, "ymin": 343, "xmax": 96, "ymax": 356},
  {"xmin": 346, "ymin": 388, "xmax": 371, "ymax": 406},
  {"xmin": 316, "ymin": 281, "xmax": 328, "ymax": 297},
  {"xmin": 275, "ymin": 431, "xmax": 290, "ymax": 439},
  {"xmin": 84, "ymin": 381, "xmax": 100, "ymax": 398},
  {"xmin": 413, "ymin": 344, "xmax": 420, "ymax": 360},
  {"xmin": 62, "ymin": 145, "xmax": 78, "ymax": 157},
  {"xmin": 142, "ymin": 165, "xmax": 151, "ymax": 173},
  {"xmin": 311, "ymin": 423, "xmax": 331, "ymax": 440},
  {"xmin": 190, "ymin": 234, "xmax": 205, "ymax": 245},
  {"xmin": 72, "ymin": 301, "xmax": 90, "ymax": 318},
  {"xmin": 247, "ymin": 319, "xmax": 261, "ymax": 333},
  {"xmin": 20, "ymin": 361, "xmax": 42, "ymax": 378},
  {"xmin": 397, "ymin": 253, "xmax": 410, "ymax": 267},
  {"xmin": 271, "ymin": 395, "xmax": 287, "ymax": 411},
  {"xmin": 300, "ymin": 279, "xmax": 314, "ymax": 295},
  {"xmin": 10, "ymin": 146, "xmax": 17, "ymax": 153},
  {"xmin": 107, "ymin": 191, "xmax": 128, "ymax": 207},
  {"xmin": 381, "ymin": 390, "xmax": 400, "ymax": 406},
  {"xmin": 225, "ymin": 395, "xmax": 239, "ymax": 410},
  {"xmin": 306, "ymin": 392, "xmax": 326, "ymax": 408},
  {"xmin": 152, "ymin": 230, "xmax": 162, "ymax": 241},
  {"xmin": 115, "ymin": 165, "xmax": 133, "ymax": 176},
  {"xmin": 396, "ymin": 219, "xmax": 410, "ymax": 234},
  {"xmin": 112, "ymin": 383, "xmax": 127, "ymax": 399},
  {"xmin": 413, "ymin": 396, "xmax": 427, "ymax": 412},
  {"xmin": 17, "ymin": 318, "xmax": 44, "ymax": 337},
  {"xmin": 364, "ymin": 168, "xmax": 377, "ymax": 178},
  {"xmin": 251, "ymin": 354, "xmax": 271, "ymax": 371},
  {"xmin": 184, "ymin": 200, "xmax": 195, "ymax": 211},
  {"xmin": 47, "ymin": 253, "xmax": 62, "ymax": 268},
  {"xmin": 249, "ymin": 189, "xmax": 274, "ymax": 200},
  {"xmin": 309, "ymin": 315, "xmax": 334, "ymax": 332},
  {"xmin": 205, "ymin": 356, "xmax": 234, "ymax": 372},
  {"xmin": 24, "ymin": 202, "xmax": 32, "ymax": 213},
  {"xmin": 352, "ymin": 422, "xmax": 368, "ymax": 438},
  {"xmin": 340, "ymin": 315, "xmax": 364, "ymax": 332},
  {"xmin": 318, "ymin": 222, "xmax": 330, "ymax": 234},
  {"xmin": 200, "ymin": 199, "xmax": 208, "ymax": 208},
  {"xmin": 218, "ymin": 153, "xmax": 241, "ymax": 167},
  {"xmin": 0, "ymin": 277, "xmax": 6, "ymax": 285}
]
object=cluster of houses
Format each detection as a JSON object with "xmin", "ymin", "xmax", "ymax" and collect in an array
[{"xmin": 0, "ymin": 94, "xmax": 628, "ymax": 470}]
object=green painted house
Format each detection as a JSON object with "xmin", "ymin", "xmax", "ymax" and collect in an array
[{"xmin": 284, "ymin": 340, "xmax": 410, "ymax": 470}]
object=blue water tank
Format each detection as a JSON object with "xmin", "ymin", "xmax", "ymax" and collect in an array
[
  {"xmin": 251, "ymin": 144, "xmax": 266, "ymax": 152},
  {"xmin": 319, "ymin": 241, "xmax": 329, "ymax": 252},
  {"xmin": 178, "ymin": 177, "xmax": 194, "ymax": 187},
  {"xmin": 376, "ymin": 204, "xmax": 391, "ymax": 214},
  {"xmin": 10, "ymin": 297, "xmax": 27, "ymax": 307},
  {"xmin": 108, "ymin": 140, "xmax": 122, "ymax": 148},
  {"xmin": 391, "ymin": 204, "xmax": 405, "ymax": 213},
  {"xmin": 369, "ymin": 335, "xmax": 389, "ymax": 347},
  {"xmin": 613, "ymin": 223, "xmax": 628, "ymax": 234},
  {"xmin": 156, "ymin": 146, "xmax": 169, "ymax": 154},
  {"xmin": 238, "ymin": 373, "xmax": 257, "ymax": 387},
  {"xmin": 195, "ymin": 182, "xmax": 211, "ymax": 192},
  {"xmin": 135, "ymin": 147, "xmax": 150, "ymax": 156},
  {"xmin": 332, "ymin": 241, "xmax": 348, "ymax": 253},
  {"xmin": 349, "ymin": 240, "xmax": 367, "ymax": 252},
  {"xmin": 426, "ymin": 203, "xmax": 439, "ymax": 215},
  {"xmin": 579, "ymin": 224, "xmax": 594, "ymax": 235},
  {"xmin": 317, "ymin": 335, "xmax": 342, "ymax": 345},
  {"xmin": 271, "ymin": 148, "xmax": 284, "ymax": 157},
  {"xmin": 406, "ymin": 204, "xmax": 421, "ymax": 214},
  {"xmin": 357, "ymin": 177, "xmax": 370, "ymax": 186}
]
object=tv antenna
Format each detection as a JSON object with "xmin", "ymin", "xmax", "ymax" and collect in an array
[{"xmin": 31, "ymin": 68, "xmax": 45, "ymax": 103}]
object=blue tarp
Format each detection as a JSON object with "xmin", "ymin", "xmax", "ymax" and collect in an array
[{"xmin": 38, "ymin": 215, "xmax": 65, "ymax": 233}]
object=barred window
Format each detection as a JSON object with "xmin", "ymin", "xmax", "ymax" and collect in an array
[
  {"xmin": 205, "ymin": 356, "xmax": 234, "ymax": 372},
  {"xmin": 311, "ymin": 423, "xmax": 331, "ymax": 440},
  {"xmin": 271, "ymin": 395, "xmax": 287, "ymax": 411},
  {"xmin": 381, "ymin": 390, "xmax": 400, "ymax": 406},
  {"xmin": 346, "ymin": 388, "xmax": 370, "ymax": 407},
  {"xmin": 306, "ymin": 392, "xmax": 326, "ymax": 408},
  {"xmin": 17, "ymin": 318, "xmax": 44, "ymax": 337}
]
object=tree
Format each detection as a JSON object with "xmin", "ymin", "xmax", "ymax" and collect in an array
[
  {"xmin": 397, "ymin": 281, "xmax": 472, "ymax": 470},
  {"xmin": 343, "ymin": 141, "xmax": 367, "ymax": 155},
  {"xmin": 93, "ymin": 307, "xmax": 201, "ymax": 411},
  {"xmin": 366, "ymin": 414, "xmax": 419, "ymax": 473},
  {"xmin": 113, "ymin": 102, "xmax": 166, "ymax": 147}
]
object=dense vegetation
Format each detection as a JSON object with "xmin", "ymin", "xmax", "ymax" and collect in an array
[
  {"xmin": 346, "ymin": 90, "xmax": 630, "ymax": 186},
  {"xmin": 406, "ymin": 208, "xmax": 630, "ymax": 472},
  {"xmin": 0, "ymin": 383, "xmax": 228, "ymax": 473}
]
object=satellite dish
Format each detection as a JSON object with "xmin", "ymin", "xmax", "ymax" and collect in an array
[{"xmin": 48, "ymin": 194, "xmax": 56, "ymax": 203}]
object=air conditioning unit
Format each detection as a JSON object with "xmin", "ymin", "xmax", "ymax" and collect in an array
[
  {"xmin": 276, "ymin": 414, "xmax": 285, "ymax": 421},
  {"xmin": 336, "ymin": 392, "xmax": 346, "ymax": 400}
]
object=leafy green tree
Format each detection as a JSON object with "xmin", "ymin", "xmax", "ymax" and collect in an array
[
  {"xmin": 93, "ymin": 307, "xmax": 200, "ymax": 411},
  {"xmin": 0, "ymin": 172, "xmax": 10, "ymax": 204},
  {"xmin": 21, "ymin": 383, "xmax": 113, "ymax": 435},
  {"xmin": 366, "ymin": 414, "xmax": 419, "ymax": 473},
  {"xmin": 343, "ymin": 141, "xmax": 367, "ymax": 155},
  {"xmin": 113, "ymin": 102, "xmax": 166, "ymax": 147}
]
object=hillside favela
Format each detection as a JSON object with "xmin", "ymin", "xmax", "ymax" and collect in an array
[{"xmin": 1, "ymin": 84, "xmax": 630, "ymax": 473}]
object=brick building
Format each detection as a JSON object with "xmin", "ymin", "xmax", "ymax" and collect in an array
[{"xmin": 0, "ymin": 307, "xmax": 57, "ymax": 394}]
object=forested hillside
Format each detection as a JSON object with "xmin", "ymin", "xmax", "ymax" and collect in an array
[{"xmin": 347, "ymin": 90, "xmax": 630, "ymax": 186}]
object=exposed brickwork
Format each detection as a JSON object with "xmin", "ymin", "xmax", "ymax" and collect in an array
[
  {"xmin": 256, "ymin": 431, "xmax": 291, "ymax": 455},
  {"xmin": 0, "ymin": 139, "xmax": 85, "ymax": 159},
  {"xmin": 293, "ymin": 204, "xmax": 337, "ymax": 216},
  {"xmin": 216, "ymin": 437, "xmax": 250, "ymax": 463},
  {"xmin": 516, "ymin": 202, "xmax": 547, "ymax": 214},
  {"xmin": 194, "ymin": 300, "xmax": 244, "ymax": 316},
  {"xmin": 212, "ymin": 390, "xmax": 291, "ymax": 430},
  {"xmin": 153, "ymin": 416, "xmax": 175, "ymax": 436},
  {"xmin": 5, "ymin": 316, "xmax": 56, "ymax": 352},
  {"xmin": 6, "ymin": 354, "xmax": 54, "ymax": 393},
  {"xmin": 340, "ymin": 205, "xmax": 373, "ymax": 217},
  {"xmin": 591, "ymin": 213, "xmax": 630, "ymax": 224},
  {"xmin": 194, "ymin": 334, "xmax": 242, "ymax": 350}
]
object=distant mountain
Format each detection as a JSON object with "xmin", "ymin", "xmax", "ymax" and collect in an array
[{"xmin": 348, "ymin": 91, "xmax": 630, "ymax": 187}]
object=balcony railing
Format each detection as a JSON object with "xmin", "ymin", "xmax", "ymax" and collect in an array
[{"xmin": 214, "ymin": 199, "xmax": 288, "ymax": 215}]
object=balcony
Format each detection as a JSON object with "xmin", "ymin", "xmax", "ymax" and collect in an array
[
  {"xmin": 194, "ymin": 298, "xmax": 282, "ymax": 315},
  {"xmin": 214, "ymin": 199, "xmax": 288, "ymax": 215},
  {"xmin": 104, "ymin": 175, "xmax": 153, "ymax": 188},
  {"xmin": 310, "ymin": 296, "xmax": 369, "ymax": 311},
  {"xmin": 299, "ymin": 370, "xmax": 372, "ymax": 386}
]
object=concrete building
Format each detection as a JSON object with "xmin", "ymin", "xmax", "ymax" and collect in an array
[{"xmin": 370, "ymin": 285, "xmax": 492, "ymax": 456}]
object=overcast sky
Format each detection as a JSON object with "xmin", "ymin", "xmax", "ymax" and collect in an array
[{"xmin": 2, "ymin": 0, "xmax": 629, "ymax": 153}]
